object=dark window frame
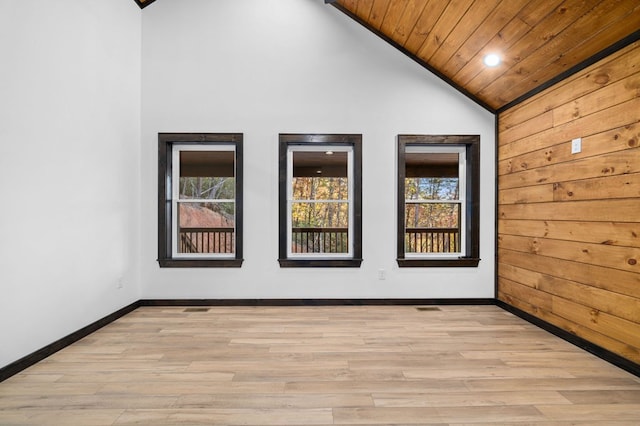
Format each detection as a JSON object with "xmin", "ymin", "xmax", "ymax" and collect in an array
[
  {"xmin": 278, "ymin": 133, "xmax": 363, "ymax": 268},
  {"xmin": 158, "ymin": 133, "xmax": 243, "ymax": 268},
  {"xmin": 397, "ymin": 135, "xmax": 480, "ymax": 267}
]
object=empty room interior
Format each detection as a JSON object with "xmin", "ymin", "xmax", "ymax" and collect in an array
[{"xmin": 1, "ymin": 0, "xmax": 639, "ymax": 424}]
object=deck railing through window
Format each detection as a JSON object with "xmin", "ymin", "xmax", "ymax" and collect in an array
[
  {"xmin": 292, "ymin": 227, "xmax": 348, "ymax": 253},
  {"xmin": 405, "ymin": 227, "xmax": 459, "ymax": 253},
  {"xmin": 179, "ymin": 227, "xmax": 234, "ymax": 254}
]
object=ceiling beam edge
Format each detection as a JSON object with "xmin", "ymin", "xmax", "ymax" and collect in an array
[
  {"xmin": 497, "ymin": 28, "xmax": 640, "ymax": 114},
  {"xmin": 329, "ymin": 3, "xmax": 496, "ymax": 115},
  {"xmin": 134, "ymin": 0, "xmax": 157, "ymax": 9}
]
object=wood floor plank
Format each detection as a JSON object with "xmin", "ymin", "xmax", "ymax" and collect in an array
[{"xmin": 1, "ymin": 305, "xmax": 640, "ymax": 425}]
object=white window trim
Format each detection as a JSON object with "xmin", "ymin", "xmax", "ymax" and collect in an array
[
  {"xmin": 286, "ymin": 145, "xmax": 354, "ymax": 259},
  {"xmin": 404, "ymin": 145, "xmax": 466, "ymax": 259},
  {"xmin": 171, "ymin": 144, "xmax": 236, "ymax": 259}
]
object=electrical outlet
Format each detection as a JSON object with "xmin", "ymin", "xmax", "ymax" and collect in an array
[
  {"xmin": 117, "ymin": 278, "xmax": 124, "ymax": 289},
  {"xmin": 571, "ymin": 137, "xmax": 582, "ymax": 154},
  {"xmin": 378, "ymin": 269, "xmax": 386, "ymax": 280}
]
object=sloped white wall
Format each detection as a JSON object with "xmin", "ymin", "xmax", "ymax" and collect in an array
[
  {"xmin": 140, "ymin": 0, "xmax": 496, "ymax": 300},
  {"xmin": 0, "ymin": 0, "xmax": 141, "ymax": 368}
]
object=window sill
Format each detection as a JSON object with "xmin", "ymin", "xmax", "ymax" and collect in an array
[
  {"xmin": 278, "ymin": 258, "xmax": 363, "ymax": 268},
  {"xmin": 396, "ymin": 258, "xmax": 480, "ymax": 268},
  {"xmin": 158, "ymin": 258, "xmax": 243, "ymax": 268}
]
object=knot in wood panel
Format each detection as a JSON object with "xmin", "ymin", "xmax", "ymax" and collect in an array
[{"xmin": 594, "ymin": 73, "xmax": 610, "ymax": 85}]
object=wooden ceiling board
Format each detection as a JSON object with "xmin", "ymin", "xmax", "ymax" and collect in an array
[
  {"xmin": 333, "ymin": 0, "xmax": 640, "ymax": 111},
  {"xmin": 354, "ymin": 0, "xmax": 375, "ymax": 21},
  {"xmin": 491, "ymin": 1, "xmax": 640, "ymax": 108},
  {"xmin": 472, "ymin": 0, "xmax": 597, "ymax": 84},
  {"xmin": 379, "ymin": 0, "xmax": 409, "ymax": 37},
  {"xmin": 428, "ymin": 0, "xmax": 501, "ymax": 71},
  {"xmin": 402, "ymin": 0, "xmax": 449, "ymax": 53},
  {"xmin": 444, "ymin": 16, "xmax": 531, "ymax": 86},
  {"xmin": 517, "ymin": 0, "xmax": 565, "ymax": 27},
  {"xmin": 368, "ymin": 0, "xmax": 391, "ymax": 30},
  {"xmin": 390, "ymin": 0, "xmax": 428, "ymax": 46},
  {"xmin": 478, "ymin": 0, "xmax": 640, "ymax": 108},
  {"xmin": 415, "ymin": 0, "xmax": 473, "ymax": 63}
]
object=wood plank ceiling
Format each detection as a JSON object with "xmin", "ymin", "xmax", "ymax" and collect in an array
[
  {"xmin": 135, "ymin": 0, "xmax": 640, "ymax": 112},
  {"xmin": 331, "ymin": 0, "xmax": 640, "ymax": 112}
]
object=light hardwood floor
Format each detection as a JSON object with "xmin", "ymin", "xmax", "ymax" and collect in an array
[{"xmin": 1, "ymin": 305, "xmax": 640, "ymax": 425}]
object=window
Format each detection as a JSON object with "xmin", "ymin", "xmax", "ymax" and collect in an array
[
  {"xmin": 397, "ymin": 135, "xmax": 480, "ymax": 267},
  {"xmin": 158, "ymin": 133, "xmax": 243, "ymax": 267},
  {"xmin": 279, "ymin": 134, "xmax": 362, "ymax": 267}
]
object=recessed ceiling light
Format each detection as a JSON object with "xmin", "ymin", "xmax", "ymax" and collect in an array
[{"xmin": 483, "ymin": 53, "xmax": 501, "ymax": 67}]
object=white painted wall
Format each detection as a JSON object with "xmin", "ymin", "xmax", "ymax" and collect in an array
[
  {"xmin": 0, "ymin": 0, "xmax": 141, "ymax": 367},
  {"xmin": 140, "ymin": 0, "xmax": 496, "ymax": 300}
]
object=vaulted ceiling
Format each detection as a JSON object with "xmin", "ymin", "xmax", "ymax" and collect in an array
[{"xmin": 136, "ymin": 0, "xmax": 640, "ymax": 113}]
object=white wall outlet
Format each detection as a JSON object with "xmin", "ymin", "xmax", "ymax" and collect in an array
[
  {"xmin": 117, "ymin": 277, "xmax": 124, "ymax": 289},
  {"xmin": 378, "ymin": 269, "xmax": 386, "ymax": 280},
  {"xmin": 571, "ymin": 137, "xmax": 582, "ymax": 154}
]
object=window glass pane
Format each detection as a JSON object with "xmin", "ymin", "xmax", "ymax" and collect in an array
[
  {"xmin": 405, "ymin": 151, "xmax": 459, "ymax": 200},
  {"xmin": 405, "ymin": 203, "xmax": 459, "ymax": 228},
  {"xmin": 405, "ymin": 203, "xmax": 460, "ymax": 253},
  {"xmin": 291, "ymin": 202, "xmax": 349, "ymax": 228},
  {"xmin": 291, "ymin": 202, "xmax": 349, "ymax": 254},
  {"xmin": 292, "ymin": 177, "xmax": 348, "ymax": 200},
  {"xmin": 405, "ymin": 177, "xmax": 459, "ymax": 200},
  {"xmin": 177, "ymin": 202, "xmax": 235, "ymax": 254},
  {"xmin": 179, "ymin": 151, "xmax": 235, "ymax": 200},
  {"xmin": 293, "ymin": 151, "xmax": 347, "ymax": 177}
]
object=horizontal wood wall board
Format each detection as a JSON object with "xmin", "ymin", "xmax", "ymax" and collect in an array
[
  {"xmin": 499, "ymin": 262, "xmax": 640, "ymax": 324},
  {"xmin": 496, "ymin": 296, "xmax": 640, "ymax": 370},
  {"xmin": 552, "ymin": 172, "xmax": 640, "ymax": 202},
  {"xmin": 499, "ymin": 184, "xmax": 554, "ymax": 204},
  {"xmin": 499, "ymin": 97, "xmax": 640, "ymax": 159},
  {"xmin": 499, "ymin": 199, "xmax": 639, "ymax": 222},
  {"xmin": 499, "ymin": 40, "xmax": 640, "ymax": 133},
  {"xmin": 498, "ymin": 276, "xmax": 552, "ymax": 312},
  {"xmin": 499, "ymin": 248, "xmax": 640, "ymax": 299},
  {"xmin": 499, "ymin": 149, "xmax": 640, "ymax": 189},
  {"xmin": 494, "ymin": 39, "xmax": 639, "ymax": 366},
  {"xmin": 501, "ymin": 71, "xmax": 640, "ymax": 145},
  {"xmin": 498, "ymin": 289, "xmax": 640, "ymax": 365},
  {"xmin": 499, "ymin": 111, "xmax": 554, "ymax": 148},
  {"xmin": 498, "ymin": 219, "xmax": 640, "ymax": 248},
  {"xmin": 498, "ymin": 123, "xmax": 640, "ymax": 176},
  {"xmin": 498, "ymin": 234, "xmax": 639, "ymax": 274},
  {"xmin": 552, "ymin": 73, "xmax": 640, "ymax": 127},
  {"xmin": 552, "ymin": 296, "xmax": 640, "ymax": 351}
]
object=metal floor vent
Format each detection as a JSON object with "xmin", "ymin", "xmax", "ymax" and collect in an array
[
  {"xmin": 184, "ymin": 308, "xmax": 210, "ymax": 313},
  {"xmin": 416, "ymin": 307, "xmax": 441, "ymax": 311}
]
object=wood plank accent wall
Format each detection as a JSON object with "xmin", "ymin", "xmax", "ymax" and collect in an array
[{"xmin": 497, "ymin": 40, "xmax": 640, "ymax": 364}]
